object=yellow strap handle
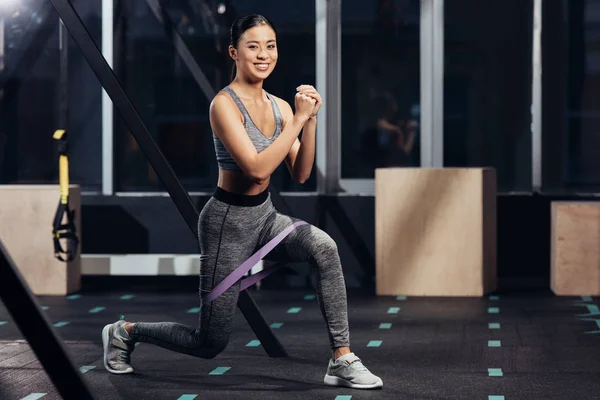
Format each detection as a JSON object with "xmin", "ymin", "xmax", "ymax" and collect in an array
[
  {"xmin": 59, "ymin": 155, "xmax": 69, "ymax": 204},
  {"xmin": 53, "ymin": 130, "xmax": 69, "ymax": 204},
  {"xmin": 52, "ymin": 129, "xmax": 66, "ymax": 140}
]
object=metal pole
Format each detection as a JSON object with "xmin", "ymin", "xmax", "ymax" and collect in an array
[
  {"xmin": 420, "ymin": 0, "xmax": 444, "ymax": 167},
  {"xmin": 532, "ymin": 0, "xmax": 543, "ymax": 191},
  {"xmin": 102, "ymin": 0, "xmax": 113, "ymax": 195},
  {"xmin": 315, "ymin": 0, "xmax": 327, "ymax": 193},
  {"xmin": 59, "ymin": 18, "xmax": 68, "ymax": 129},
  {"xmin": 0, "ymin": 240, "xmax": 96, "ymax": 400}
]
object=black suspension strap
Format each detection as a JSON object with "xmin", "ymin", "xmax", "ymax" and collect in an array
[{"xmin": 52, "ymin": 129, "xmax": 79, "ymax": 262}]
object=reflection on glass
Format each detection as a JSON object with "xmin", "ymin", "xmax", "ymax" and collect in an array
[
  {"xmin": 115, "ymin": 1, "xmax": 315, "ymax": 192},
  {"xmin": 341, "ymin": 0, "xmax": 420, "ymax": 179}
]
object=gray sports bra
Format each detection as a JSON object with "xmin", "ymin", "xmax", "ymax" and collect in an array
[{"xmin": 213, "ymin": 86, "xmax": 283, "ymax": 171}]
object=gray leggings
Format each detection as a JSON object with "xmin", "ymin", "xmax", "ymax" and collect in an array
[{"xmin": 131, "ymin": 187, "xmax": 350, "ymax": 358}]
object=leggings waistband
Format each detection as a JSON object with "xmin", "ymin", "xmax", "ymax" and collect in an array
[{"xmin": 212, "ymin": 186, "xmax": 269, "ymax": 207}]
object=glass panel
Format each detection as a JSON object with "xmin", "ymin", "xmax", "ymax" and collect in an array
[
  {"xmin": 564, "ymin": 0, "xmax": 600, "ymax": 190},
  {"xmin": 113, "ymin": 1, "xmax": 316, "ymax": 192},
  {"xmin": 0, "ymin": 1, "xmax": 102, "ymax": 190},
  {"xmin": 341, "ymin": 0, "xmax": 421, "ymax": 179},
  {"xmin": 444, "ymin": 0, "xmax": 533, "ymax": 192},
  {"xmin": 69, "ymin": 1, "xmax": 103, "ymax": 190}
]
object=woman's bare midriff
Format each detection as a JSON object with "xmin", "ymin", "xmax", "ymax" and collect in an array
[{"xmin": 217, "ymin": 169, "xmax": 271, "ymax": 195}]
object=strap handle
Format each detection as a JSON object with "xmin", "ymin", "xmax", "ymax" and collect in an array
[{"xmin": 52, "ymin": 129, "xmax": 79, "ymax": 262}]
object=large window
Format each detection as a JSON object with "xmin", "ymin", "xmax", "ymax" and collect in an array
[
  {"xmin": 0, "ymin": 1, "xmax": 102, "ymax": 190},
  {"xmin": 14, "ymin": 1, "xmax": 596, "ymax": 196},
  {"xmin": 113, "ymin": 0, "xmax": 316, "ymax": 192},
  {"xmin": 542, "ymin": 0, "xmax": 600, "ymax": 192},
  {"xmin": 563, "ymin": 0, "xmax": 600, "ymax": 190},
  {"xmin": 444, "ymin": 0, "xmax": 533, "ymax": 192},
  {"xmin": 341, "ymin": 0, "xmax": 421, "ymax": 180}
]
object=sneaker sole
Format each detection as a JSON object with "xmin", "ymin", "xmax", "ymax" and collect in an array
[
  {"xmin": 324, "ymin": 374, "xmax": 383, "ymax": 389},
  {"xmin": 102, "ymin": 324, "xmax": 133, "ymax": 374}
]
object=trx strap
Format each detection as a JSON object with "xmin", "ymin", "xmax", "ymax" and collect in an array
[
  {"xmin": 52, "ymin": 129, "xmax": 79, "ymax": 262},
  {"xmin": 201, "ymin": 220, "xmax": 308, "ymax": 305}
]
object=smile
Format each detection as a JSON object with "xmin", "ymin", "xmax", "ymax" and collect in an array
[{"xmin": 254, "ymin": 63, "xmax": 270, "ymax": 71}]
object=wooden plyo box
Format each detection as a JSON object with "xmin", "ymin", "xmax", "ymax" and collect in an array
[
  {"xmin": 551, "ymin": 202, "xmax": 600, "ymax": 296},
  {"xmin": 375, "ymin": 168, "xmax": 497, "ymax": 296},
  {"xmin": 0, "ymin": 185, "xmax": 81, "ymax": 295}
]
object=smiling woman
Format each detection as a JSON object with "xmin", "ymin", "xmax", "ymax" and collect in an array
[
  {"xmin": 210, "ymin": 13, "xmax": 321, "ymax": 195},
  {"xmin": 228, "ymin": 14, "xmax": 279, "ymax": 81},
  {"xmin": 101, "ymin": 13, "xmax": 383, "ymax": 391}
]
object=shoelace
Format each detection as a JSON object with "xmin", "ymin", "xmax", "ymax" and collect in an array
[
  {"xmin": 114, "ymin": 323, "xmax": 133, "ymax": 363},
  {"xmin": 118, "ymin": 349, "xmax": 130, "ymax": 363},
  {"xmin": 349, "ymin": 359, "xmax": 369, "ymax": 372}
]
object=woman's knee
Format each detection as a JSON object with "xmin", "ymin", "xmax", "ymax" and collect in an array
[
  {"xmin": 321, "ymin": 233, "xmax": 339, "ymax": 254},
  {"xmin": 188, "ymin": 333, "xmax": 229, "ymax": 359},
  {"xmin": 307, "ymin": 228, "xmax": 339, "ymax": 260}
]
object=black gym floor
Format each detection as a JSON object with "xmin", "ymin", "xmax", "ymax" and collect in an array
[{"xmin": 1, "ymin": 279, "xmax": 599, "ymax": 400}]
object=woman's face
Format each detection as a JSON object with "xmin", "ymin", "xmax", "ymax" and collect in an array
[{"xmin": 230, "ymin": 24, "xmax": 278, "ymax": 82}]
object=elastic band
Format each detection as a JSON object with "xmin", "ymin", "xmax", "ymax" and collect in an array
[
  {"xmin": 212, "ymin": 186, "xmax": 269, "ymax": 207},
  {"xmin": 201, "ymin": 220, "xmax": 308, "ymax": 305}
]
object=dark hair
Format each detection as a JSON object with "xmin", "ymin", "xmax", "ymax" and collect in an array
[{"xmin": 229, "ymin": 14, "xmax": 276, "ymax": 80}]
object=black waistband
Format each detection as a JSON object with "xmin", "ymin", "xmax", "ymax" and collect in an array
[{"xmin": 212, "ymin": 186, "xmax": 269, "ymax": 207}]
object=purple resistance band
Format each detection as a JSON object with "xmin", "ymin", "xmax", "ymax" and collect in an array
[{"xmin": 200, "ymin": 220, "xmax": 308, "ymax": 305}]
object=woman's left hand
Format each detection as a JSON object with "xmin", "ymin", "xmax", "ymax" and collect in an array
[{"xmin": 296, "ymin": 85, "xmax": 322, "ymax": 118}]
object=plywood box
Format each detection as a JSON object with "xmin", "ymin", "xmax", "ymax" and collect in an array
[
  {"xmin": 0, "ymin": 185, "xmax": 81, "ymax": 295},
  {"xmin": 551, "ymin": 202, "xmax": 600, "ymax": 296},
  {"xmin": 375, "ymin": 168, "xmax": 497, "ymax": 297}
]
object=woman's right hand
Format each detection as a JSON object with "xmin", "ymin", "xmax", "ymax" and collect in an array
[{"xmin": 294, "ymin": 92, "xmax": 316, "ymax": 120}]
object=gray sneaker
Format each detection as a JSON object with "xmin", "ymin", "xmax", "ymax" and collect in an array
[
  {"xmin": 324, "ymin": 352, "xmax": 383, "ymax": 389},
  {"xmin": 102, "ymin": 320, "xmax": 135, "ymax": 374}
]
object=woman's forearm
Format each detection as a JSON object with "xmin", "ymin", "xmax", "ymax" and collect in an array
[{"xmin": 292, "ymin": 117, "xmax": 317, "ymax": 184}]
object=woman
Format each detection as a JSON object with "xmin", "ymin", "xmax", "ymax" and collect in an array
[{"xmin": 102, "ymin": 14, "xmax": 383, "ymax": 390}]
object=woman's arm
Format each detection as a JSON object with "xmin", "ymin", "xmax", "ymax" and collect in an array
[
  {"xmin": 284, "ymin": 117, "xmax": 316, "ymax": 184},
  {"xmin": 281, "ymin": 85, "xmax": 322, "ymax": 184},
  {"xmin": 276, "ymin": 100, "xmax": 316, "ymax": 184},
  {"xmin": 210, "ymin": 92, "xmax": 315, "ymax": 184}
]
